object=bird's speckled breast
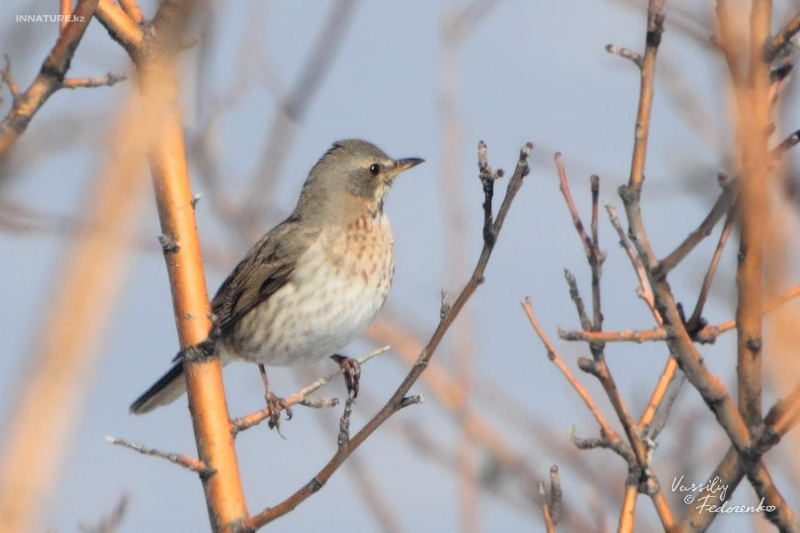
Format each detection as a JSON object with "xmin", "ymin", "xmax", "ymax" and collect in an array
[{"xmin": 226, "ymin": 213, "xmax": 394, "ymax": 366}]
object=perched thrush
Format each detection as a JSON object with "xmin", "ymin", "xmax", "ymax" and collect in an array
[{"xmin": 130, "ymin": 139, "xmax": 423, "ymax": 425}]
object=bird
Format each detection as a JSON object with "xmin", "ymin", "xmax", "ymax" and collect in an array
[{"xmin": 130, "ymin": 139, "xmax": 423, "ymax": 430}]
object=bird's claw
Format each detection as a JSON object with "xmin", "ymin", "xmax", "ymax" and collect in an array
[
  {"xmin": 266, "ymin": 391, "xmax": 292, "ymax": 437},
  {"xmin": 331, "ymin": 354, "xmax": 361, "ymax": 398}
]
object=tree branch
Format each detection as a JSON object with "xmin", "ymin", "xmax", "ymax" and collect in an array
[{"xmin": 0, "ymin": 0, "xmax": 100, "ymax": 161}]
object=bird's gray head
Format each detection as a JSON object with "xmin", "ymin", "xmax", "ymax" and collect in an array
[{"xmin": 293, "ymin": 139, "xmax": 423, "ymax": 226}]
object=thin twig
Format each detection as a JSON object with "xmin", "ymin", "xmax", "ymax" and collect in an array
[
  {"xmin": 564, "ymin": 269, "xmax": 592, "ymax": 332},
  {"xmin": 95, "ymin": 0, "xmax": 144, "ymax": 53},
  {"xmin": 606, "ymin": 201, "xmax": 678, "ymax": 434},
  {"xmin": 772, "ymin": 128, "xmax": 800, "ymax": 157},
  {"xmin": 118, "ymin": 0, "xmax": 144, "ymax": 24},
  {"xmin": 653, "ymin": 181, "xmax": 738, "ymax": 280},
  {"xmin": 479, "ymin": 140, "xmax": 504, "ymax": 245},
  {"xmin": 686, "ymin": 204, "xmax": 738, "ymax": 332},
  {"xmin": 337, "ymin": 394, "xmax": 355, "ymax": 448},
  {"xmin": 606, "ymin": 44, "xmax": 643, "ymax": 68},
  {"xmin": 569, "ymin": 431, "xmax": 633, "ymax": 463},
  {"xmin": 61, "ymin": 73, "xmax": 127, "ymax": 89},
  {"xmin": 107, "ymin": 436, "xmax": 213, "ymax": 475},
  {"xmin": 697, "ymin": 284, "xmax": 800, "ymax": 340},
  {"xmin": 558, "ymin": 326, "xmax": 668, "ymax": 343},
  {"xmin": 231, "ymin": 346, "xmax": 389, "ymax": 434},
  {"xmin": 539, "ymin": 481, "xmax": 555, "ymax": 533},
  {"xmin": 549, "ymin": 465, "xmax": 562, "ymax": 525},
  {"xmin": 590, "ymin": 174, "xmax": 603, "ymax": 332},
  {"xmin": 763, "ymin": 10, "xmax": 800, "ymax": 62},
  {"xmin": 522, "ymin": 298, "xmax": 628, "ymax": 457},
  {"xmin": 649, "ymin": 373, "xmax": 686, "ymax": 440},
  {"xmin": 605, "ymin": 203, "xmax": 655, "ymax": 313},
  {"xmin": 618, "ymin": 483, "xmax": 638, "ymax": 533},
  {"xmin": 1, "ymin": 56, "xmax": 20, "ymax": 103},
  {"xmin": 555, "ymin": 153, "xmax": 592, "ymax": 258}
]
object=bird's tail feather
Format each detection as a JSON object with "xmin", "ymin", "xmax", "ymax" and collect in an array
[{"xmin": 130, "ymin": 362, "xmax": 187, "ymax": 415}]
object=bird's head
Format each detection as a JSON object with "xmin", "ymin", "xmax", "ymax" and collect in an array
[{"xmin": 295, "ymin": 139, "xmax": 424, "ymax": 226}]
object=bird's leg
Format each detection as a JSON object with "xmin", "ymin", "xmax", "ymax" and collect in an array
[
  {"xmin": 331, "ymin": 354, "xmax": 361, "ymax": 399},
  {"xmin": 259, "ymin": 364, "xmax": 292, "ymax": 434}
]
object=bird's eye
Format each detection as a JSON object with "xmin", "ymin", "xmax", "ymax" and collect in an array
[{"xmin": 369, "ymin": 164, "xmax": 380, "ymax": 175}]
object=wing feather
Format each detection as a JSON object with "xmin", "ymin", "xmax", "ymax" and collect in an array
[{"xmin": 210, "ymin": 215, "xmax": 320, "ymax": 336}]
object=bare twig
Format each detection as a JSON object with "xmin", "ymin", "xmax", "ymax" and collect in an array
[
  {"xmin": 107, "ymin": 437, "xmax": 212, "ymax": 475},
  {"xmin": 697, "ymin": 284, "xmax": 800, "ymax": 341},
  {"xmin": 61, "ymin": 73, "xmax": 128, "ymax": 89},
  {"xmin": 558, "ymin": 326, "xmax": 668, "ymax": 343},
  {"xmin": 1, "ymin": 56, "xmax": 20, "ymax": 103},
  {"xmin": 569, "ymin": 431, "xmax": 633, "ymax": 463},
  {"xmin": 590, "ymin": 174, "xmax": 603, "ymax": 331},
  {"xmin": 337, "ymin": 394, "xmax": 356, "ymax": 448},
  {"xmin": 606, "ymin": 44, "xmax": 643, "ymax": 68},
  {"xmin": 549, "ymin": 465, "xmax": 562, "ymax": 525},
  {"xmin": 763, "ymin": 10, "xmax": 800, "ymax": 62},
  {"xmin": 564, "ymin": 269, "xmax": 592, "ymax": 332},
  {"xmin": 95, "ymin": 0, "xmax": 144, "ymax": 52},
  {"xmin": 653, "ymin": 180, "xmax": 738, "ymax": 279},
  {"xmin": 619, "ymin": 484, "xmax": 638, "ymax": 533},
  {"xmin": 522, "ymin": 298, "xmax": 631, "ymax": 462},
  {"xmin": 231, "ymin": 346, "xmax": 388, "ymax": 434},
  {"xmin": 686, "ymin": 204, "xmax": 738, "ymax": 332},
  {"xmin": 772, "ymin": 128, "xmax": 800, "ymax": 157},
  {"xmin": 626, "ymin": 0, "xmax": 665, "ymax": 194},
  {"xmin": 539, "ymin": 481, "xmax": 555, "ymax": 533},
  {"xmin": 555, "ymin": 153, "xmax": 592, "ymax": 257},
  {"xmin": 605, "ymin": 200, "xmax": 680, "ymax": 434},
  {"xmin": 649, "ymin": 374, "xmax": 686, "ymax": 440},
  {"xmin": 605, "ymin": 203, "xmax": 655, "ymax": 313},
  {"xmin": 118, "ymin": 0, "xmax": 144, "ymax": 25}
]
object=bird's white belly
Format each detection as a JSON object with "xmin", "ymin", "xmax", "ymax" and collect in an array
[{"xmin": 227, "ymin": 215, "xmax": 394, "ymax": 366}]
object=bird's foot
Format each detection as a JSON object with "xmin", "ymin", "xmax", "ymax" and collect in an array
[
  {"xmin": 331, "ymin": 354, "xmax": 361, "ymax": 399},
  {"xmin": 259, "ymin": 364, "xmax": 292, "ymax": 436},
  {"xmin": 266, "ymin": 390, "xmax": 293, "ymax": 436}
]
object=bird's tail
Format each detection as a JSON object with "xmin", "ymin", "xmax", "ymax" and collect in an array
[{"xmin": 129, "ymin": 362, "xmax": 188, "ymax": 414}]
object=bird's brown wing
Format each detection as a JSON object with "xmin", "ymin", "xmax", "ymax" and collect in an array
[{"xmin": 210, "ymin": 215, "xmax": 320, "ymax": 337}]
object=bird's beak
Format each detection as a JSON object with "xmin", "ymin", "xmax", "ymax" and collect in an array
[{"xmin": 390, "ymin": 157, "xmax": 425, "ymax": 178}]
